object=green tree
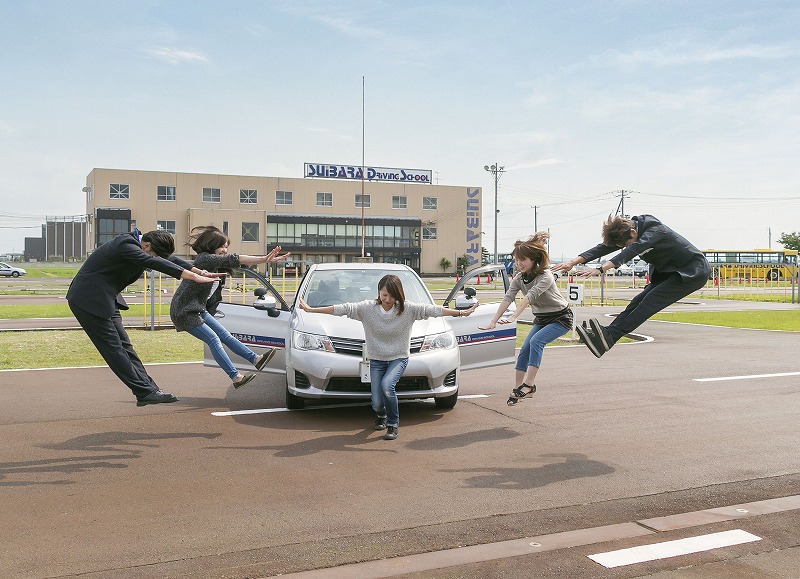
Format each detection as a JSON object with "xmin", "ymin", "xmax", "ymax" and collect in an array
[
  {"xmin": 439, "ymin": 257, "xmax": 452, "ymax": 274},
  {"xmin": 481, "ymin": 247, "xmax": 491, "ymax": 266},
  {"xmin": 778, "ymin": 231, "xmax": 800, "ymax": 252}
]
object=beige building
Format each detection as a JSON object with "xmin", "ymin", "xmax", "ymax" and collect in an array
[{"xmin": 83, "ymin": 168, "xmax": 484, "ymax": 275}]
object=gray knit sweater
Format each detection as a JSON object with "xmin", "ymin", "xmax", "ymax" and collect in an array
[
  {"xmin": 170, "ymin": 253, "xmax": 240, "ymax": 332},
  {"xmin": 503, "ymin": 269, "xmax": 567, "ymax": 314},
  {"xmin": 332, "ymin": 300, "xmax": 442, "ymax": 361}
]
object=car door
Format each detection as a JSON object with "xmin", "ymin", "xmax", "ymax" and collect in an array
[
  {"xmin": 203, "ymin": 268, "xmax": 292, "ymax": 375},
  {"xmin": 442, "ymin": 264, "xmax": 517, "ymax": 370}
]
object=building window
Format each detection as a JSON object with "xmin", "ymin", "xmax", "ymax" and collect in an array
[
  {"xmin": 240, "ymin": 189, "xmax": 257, "ymax": 204},
  {"xmin": 355, "ymin": 194, "xmax": 371, "ymax": 208},
  {"xmin": 242, "ymin": 222, "xmax": 259, "ymax": 242},
  {"xmin": 156, "ymin": 220, "xmax": 176, "ymax": 234},
  {"xmin": 423, "ymin": 197, "xmax": 437, "ymax": 211},
  {"xmin": 222, "ymin": 221, "xmax": 228, "ymax": 236},
  {"xmin": 276, "ymin": 190, "xmax": 293, "ymax": 205},
  {"xmin": 157, "ymin": 185, "xmax": 176, "ymax": 201},
  {"xmin": 422, "ymin": 226, "xmax": 437, "ymax": 240},
  {"xmin": 110, "ymin": 184, "xmax": 129, "ymax": 199},
  {"xmin": 316, "ymin": 192, "xmax": 333, "ymax": 207},
  {"xmin": 392, "ymin": 195, "xmax": 407, "ymax": 209},
  {"xmin": 203, "ymin": 187, "xmax": 221, "ymax": 203}
]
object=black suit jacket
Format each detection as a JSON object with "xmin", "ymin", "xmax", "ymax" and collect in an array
[
  {"xmin": 67, "ymin": 233, "xmax": 186, "ymax": 318},
  {"xmin": 579, "ymin": 215, "xmax": 711, "ymax": 281}
]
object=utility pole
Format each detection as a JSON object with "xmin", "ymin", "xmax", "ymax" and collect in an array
[
  {"xmin": 484, "ymin": 163, "xmax": 505, "ymax": 263},
  {"xmin": 613, "ymin": 190, "xmax": 629, "ymax": 217}
]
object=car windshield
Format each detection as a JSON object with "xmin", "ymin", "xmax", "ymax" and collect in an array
[{"xmin": 303, "ymin": 269, "xmax": 432, "ymax": 307}]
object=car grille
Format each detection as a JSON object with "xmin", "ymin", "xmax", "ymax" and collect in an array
[
  {"xmin": 330, "ymin": 336, "xmax": 424, "ymax": 356},
  {"xmin": 326, "ymin": 376, "xmax": 431, "ymax": 393}
]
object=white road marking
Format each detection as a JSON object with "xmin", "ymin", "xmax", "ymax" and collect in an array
[
  {"xmin": 211, "ymin": 394, "xmax": 491, "ymax": 417},
  {"xmin": 588, "ymin": 529, "xmax": 762, "ymax": 568},
  {"xmin": 694, "ymin": 371, "xmax": 800, "ymax": 382}
]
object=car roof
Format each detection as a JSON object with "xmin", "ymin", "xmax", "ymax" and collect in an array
[{"xmin": 310, "ymin": 262, "xmax": 412, "ymax": 272}]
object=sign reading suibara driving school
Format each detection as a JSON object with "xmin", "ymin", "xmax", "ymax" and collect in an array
[{"xmin": 305, "ymin": 163, "xmax": 432, "ymax": 184}]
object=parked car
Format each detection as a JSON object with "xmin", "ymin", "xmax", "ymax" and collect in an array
[
  {"xmin": 615, "ymin": 263, "xmax": 634, "ymax": 276},
  {"xmin": 633, "ymin": 260, "xmax": 650, "ymax": 278},
  {"xmin": 206, "ymin": 263, "xmax": 518, "ymax": 410},
  {"xmin": 0, "ymin": 262, "xmax": 26, "ymax": 277}
]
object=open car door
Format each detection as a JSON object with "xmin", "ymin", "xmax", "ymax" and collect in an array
[
  {"xmin": 442, "ymin": 264, "xmax": 517, "ymax": 371},
  {"xmin": 203, "ymin": 268, "xmax": 292, "ymax": 375}
]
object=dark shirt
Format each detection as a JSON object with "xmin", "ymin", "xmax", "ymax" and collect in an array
[
  {"xmin": 579, "ymin": 214, "xmax": 711, "ymax": 281},
  {"xmin": 67, "ymin": 233, "xmax": 185, "ymax": 318}
]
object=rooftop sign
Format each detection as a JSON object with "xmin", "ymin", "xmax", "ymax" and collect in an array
[{"xmin": 305, "ymin": 163, "xmax": 432, "ymax": 184}]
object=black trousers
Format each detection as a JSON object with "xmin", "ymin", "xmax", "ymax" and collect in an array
[
  {"xmin": 69, "ymin": 303, "xmax": 160, "ymax": 399},
  {"xmin": 606, "ymin": 270, "xmax": 708, "ymax": 343}
]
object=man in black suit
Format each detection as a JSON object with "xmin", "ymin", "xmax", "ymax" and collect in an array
[
  {"xmin": 552, "ymin": 215, "xmax": 711, "ymax": 358},
  {"xmin": 67, "ymin": 230, "xmax": 217, "ymax": 405}
]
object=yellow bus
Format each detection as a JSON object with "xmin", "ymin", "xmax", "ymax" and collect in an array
[{"xmin": 703, "ymin": 248, "xmax": 799, "ymax": 281}]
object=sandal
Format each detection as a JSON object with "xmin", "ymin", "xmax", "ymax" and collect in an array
[
  {"xmin": 506, "ymin": 383, "xmax": 536, "ymax": 406},
  {"xmin": 233, "ymin": 373, "xmax": 256, "ymax": 389},
  {"xmin": 255, "ymin": 348, "xmax": 277, "ymax": 371}
]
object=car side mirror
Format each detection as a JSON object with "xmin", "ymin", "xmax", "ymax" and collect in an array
[{"xmin": 254, "ymin": 293, "xmax": 280, "ymax": 317}]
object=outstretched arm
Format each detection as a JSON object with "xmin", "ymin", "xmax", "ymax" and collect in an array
[
  {"xmin": 478, "ymin": 298, "xmax": 512, "ymax": 330},
  {"xmin": 297, "ymin": 297, "xmax": 334, "ymax": 315},
  {"xmin": 238, "ymin": 246, "xmax": 291, "ymax": 267},
  {"xmin": 441, "ymin": 303, "xmax": 478, "ymax": 318}
]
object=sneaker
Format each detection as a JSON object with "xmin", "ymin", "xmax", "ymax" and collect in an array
[
  {"xmin": 576, "ymin": 323, "xmax": 607, "ymax": 358},
  {"xmin": 588, "ymin": 318, "xmax": 613, "ymax": 351},
  {"xmin": 374, "ymin": 416, "xmax": 388, "ymax": 430},
  {"xmin": 255, "ymin": 348, "xmax": 277, "ymax": 371},
  {"xmin": 384, "ymin": 425, "xmax": 398, "ymax": 440},
  {"xmin": 233, "ymin": 373, "xmax": 256, "ymax": 389}
]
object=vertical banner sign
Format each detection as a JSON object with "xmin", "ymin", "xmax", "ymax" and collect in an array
[{"xmin": 465, "ymin": 188, "xmax": 481, "ymax": 267}]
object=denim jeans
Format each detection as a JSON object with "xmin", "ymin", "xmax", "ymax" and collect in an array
[
  {"xmin": 369, "ymin": 357, "xmax": 408, "ymax": 427},
  {"xmin": 188, "ymin": 311, "xmax": 257, "ymax": 380},
  {"xmin": 515, "ymin": 322, "xmax": 568, "ymax": 372}
]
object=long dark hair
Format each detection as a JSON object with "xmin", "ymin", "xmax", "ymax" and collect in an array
[
  {"xmin": 376, "ymin": 274, "xmax": 405, "ymax": 315},
  {"xmin": 188, "ymin": 226, "xmax": 228, "ymax": 254}
]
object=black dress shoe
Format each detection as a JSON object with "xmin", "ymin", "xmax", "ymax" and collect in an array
[{"xmin": 136, "ymin": 390, "xmax": 179, "ymax": 407}]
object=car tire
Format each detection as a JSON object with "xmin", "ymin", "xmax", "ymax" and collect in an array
[
  {"xmin": 11, "ymin": 271, "xmax": 19, "ymax": 277},
  {"xmin": 286, "ymin": 381, "xmax": 305, "ymax": 410},
  {"xmin": 434, "ymin": 390, "xmax": 458, "ymax": 409}
]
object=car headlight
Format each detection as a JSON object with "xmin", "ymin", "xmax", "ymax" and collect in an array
[
  {"xmin": 420, "ymin": 330, "xmax": 456, "ymax": 352},
  {"xmin": 293, "ymin": 331, "xmax": 335, "ymax": 352}
]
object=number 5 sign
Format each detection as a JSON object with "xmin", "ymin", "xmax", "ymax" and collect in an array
[{"xmin": 567, "ymin": 283, "xmax": 583, "ymax": 304}]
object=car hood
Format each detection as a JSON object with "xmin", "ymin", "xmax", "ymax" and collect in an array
[{"xmin": 292, "ymin": 309, "xmax": 450, "ymax": 338}]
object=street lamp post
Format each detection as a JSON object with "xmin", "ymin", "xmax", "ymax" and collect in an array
[{"xmin": 484, "ymin": 163, "xmax": 505, "ymax": 263}]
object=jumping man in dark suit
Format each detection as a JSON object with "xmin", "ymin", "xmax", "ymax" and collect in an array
[
  {"xmin": 552, "ymin": 215, "xmax": 711, "ymax": 358},
  {"xmin": 67, "ymin": 230, "xmax": 218, "ymax": 406}
]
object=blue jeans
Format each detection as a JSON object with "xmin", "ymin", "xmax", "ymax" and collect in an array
[
  {"xmin": 515, "ymin": 322, "xmax": 568, "ymax": 372},
  {"xmin": 187, "ymin": 311, "xmax": 257, "ymax": 380},
  {"xmin": 369, "ymin": 358, "xmax": 408, "ymax": 428}
]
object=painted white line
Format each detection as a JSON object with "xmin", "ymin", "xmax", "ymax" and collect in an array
[
  {"xmin": 588, "ymin": 529, "xmax": 762, "ymax": 568},
  {"xmin": 694, "ymin": 371, "xmax": 800, "ymax": 382},
  {"xmin": 211, "ymin": 394, "xmax": 491, "ymax": 417},
  {"xmin": 0, "ymin": 361, "xmax": 200, "ymax": 373}
]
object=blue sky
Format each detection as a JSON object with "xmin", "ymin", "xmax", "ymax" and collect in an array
[{"xmin": 1, "ymin": 1, "xmax": 799, "ymax": 260}]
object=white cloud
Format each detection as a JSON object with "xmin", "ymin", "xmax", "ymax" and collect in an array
[{"xmin": 144, "ymin": 47, "xmax": 209, "ymax": 65}]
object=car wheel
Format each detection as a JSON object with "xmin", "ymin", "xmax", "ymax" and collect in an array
[
  {"xmin": 11, "ymin": 271, "xmax": 19, "ymax": 277},
  {"xmin": 768, "ymin": 269, "xmax": 779, "ymax": 281},
  {"xmin": 286, "ymin": 379, "xmax": 305, "ymax": 410},
  {"xmin": 434, "ymin": 390, "xmax": 458, "ymax": 409}
]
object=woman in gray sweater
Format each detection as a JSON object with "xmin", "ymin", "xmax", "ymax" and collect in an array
[
  {"xmin": 298, "ymin": 274, "xmax": 476, "ymax": 440},
  {"xmin": 170, "ymin": 226, "xmax": 289, "ymax": 388},
  {"xmin": 480, "ymin": 232, "xmax": 572, "ymax": 405}
]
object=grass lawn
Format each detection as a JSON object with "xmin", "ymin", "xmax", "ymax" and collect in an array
[
  {"xmin": 0, "ymin": 303, "xmax": 170, "ymax": 319},
  {"xmin": 651, "ymin": 309, "xmax": 800, "ymax": 331},
  {"xmin": 0, "ymin": 329, "xmax": 202, "ymax": 370}
]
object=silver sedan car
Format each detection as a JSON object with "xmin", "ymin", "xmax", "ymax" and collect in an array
[
  {"xmin": 0, "ymin": 262, "xmax": 26, "ymax": 277},
  {"xmin": 205, "ymin": 263, "xmax": 517, "ymax": 410}
]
